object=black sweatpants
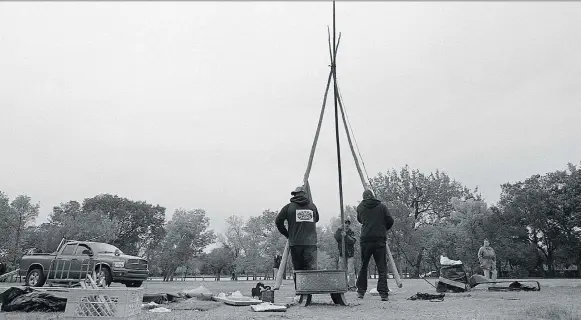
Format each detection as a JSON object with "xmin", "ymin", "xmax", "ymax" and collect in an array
[
  {"xmin": 290, "ymin": 245, "xmax": 317, "ymax": 271},
  {"xmin": 356, "ymin": 241, "xmax": 389, "ymax": 296}
]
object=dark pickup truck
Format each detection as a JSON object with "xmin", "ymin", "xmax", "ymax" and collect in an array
[{"xmin": 19, "ymin": 241, "xmax": 148, "ymax": 288}]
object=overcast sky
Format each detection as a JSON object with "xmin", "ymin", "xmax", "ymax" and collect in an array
[{"xmin": 1, "ymin": 2, "xmax": 580, "ymax": 237}]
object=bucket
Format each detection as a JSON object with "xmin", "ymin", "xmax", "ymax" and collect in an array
[{"xmin": 261, "ymin": 290, "xmax": 274, "ymax": 303}]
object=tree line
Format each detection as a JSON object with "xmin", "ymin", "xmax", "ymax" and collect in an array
[{"xmin": 1, "ymin": 161, "xmax": 580, "ymax": 279}]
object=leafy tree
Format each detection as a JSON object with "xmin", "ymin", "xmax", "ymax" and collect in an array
[
  {"xmin": 421, "ymin": 222, "xmax": 457, "ymax": 275},
  {"xmin": 244, "ymin": 210, "xmax": 286, "ymax": 259},
  {"xmin": 51, "ymin": 201, "xmax": 82, "ymax": 224},
  {"xmin": 447, "ymin": 198, "xmax": 489, "ymax": 273},
  {"xmin": 371, "ymin": 165, "xmax": 476, "ymax": 276},
  {"xmin": 81, "ymin": 194, "xmax": 166, "ymax": 255},
  {"xmin": 241, "ymin": 210, "xmax": 286, "ymax": 276},
  {"xmin": 219, "ymin": 215, "xmax": 247, "ymax": 270},
  {"xmin": 317, "ymin": 225, "xmax": 338, "ymax": 267},
  {"xmin": 497, "ymin": 164, "xmax": 581, "ymax": 277},
  {"xmin": 49, "ymin": 201, "xmax": 120, "ymax": 244},
  {"xmin": 186, "ymin": 256, "xmax": 205, "ymax": 277},
  {"xmin": 3, "ymin": 195, "xmax": 40, "ymax": 266},
  {"xmin": 554, "ymin": 163, "xmax": 581, "ymax": 275},
  {"xmin": 156, "ymin": 209, "xmax": 215, "ymax": 281},
  {"xmin": 22, "ymin": 223, "xmax": 61, "ymax": 254},
  {"xmin": 372, "ymin": 166, "xmax": 476, "ymax": 228},
  {"xmin": 0, "ymin": 192, "xmax": 12, "ymax": 259},
  {"xmin": 204, "ymin": 247, "xmax": 235, "ymax": 281},
  {"xmin": 218, "ymin": 211, "xmax": 287, "ymax": 277},
  {"xmin": 317, "ymin": 250, "xmax": 336, "ymax": 270},
  {"xmin": 483, "ymin": 208, "xmax": 540, "ymax": 277}
]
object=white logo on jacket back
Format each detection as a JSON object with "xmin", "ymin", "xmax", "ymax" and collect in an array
[{"xmin": 296, "ymin": 209, "xmax": 314, "ymax": 222}]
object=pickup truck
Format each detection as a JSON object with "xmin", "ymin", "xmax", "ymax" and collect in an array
[{"xmin": 19, "ymin": 241, "xmax": 148, "ymax": 288}]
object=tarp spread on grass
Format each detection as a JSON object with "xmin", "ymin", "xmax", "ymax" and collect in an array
[{"xmin": 0, "ymin": 287, "xmax": 66, "ymax": 312}]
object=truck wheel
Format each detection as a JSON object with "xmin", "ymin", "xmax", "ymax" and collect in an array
[
  {"xmin": 96, "ymin": 266, "xmax": 112, "ymax": 287},
  {"xmin": 26, "ymin": 268, "xmax": 46, "ymax": 287},
  {"xmin": 125, "ymin": 281, "xmax": 143, "ymax": 288}
]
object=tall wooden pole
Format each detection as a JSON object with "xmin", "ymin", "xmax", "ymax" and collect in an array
[{"xmin": 331, "ymin": 1, "xmax": 347, "ymax": 272}]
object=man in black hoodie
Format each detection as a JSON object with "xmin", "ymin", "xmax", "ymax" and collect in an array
[
  {"xmin": 356, "ymin": 189, "xmax": 394, "ymax": 301},
  {"xmin": 275, "ymin": 186, "xmax": 320, "ymax": 271}
]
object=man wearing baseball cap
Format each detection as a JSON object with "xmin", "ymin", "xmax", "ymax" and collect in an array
[{"xmin": 275, "ymin": 186, "xmax": 320, "ymax": 271}]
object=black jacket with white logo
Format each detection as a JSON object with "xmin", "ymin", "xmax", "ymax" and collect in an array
[{"xmin": 275, "ymin": 195, "xmax": 319, "ymax": 246}]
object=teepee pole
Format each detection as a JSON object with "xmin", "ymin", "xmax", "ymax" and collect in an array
[
  {"xmin": 275, "ymin": 2, "xmax": 349, "ymax": 290},
  {"xmin": 330, "ymin": 1, "xmax": 348, "ymax": 273},
  {"xmin": 337, "ymin": 96, "xmax": 368, "ymax": 189},
  {"xmin": 303, "ymin": 70, "xmax": 333, "ymax": 184},
  {"xmin": 336, "ymin": 79, "xmax": 404, "ymax": 289}
]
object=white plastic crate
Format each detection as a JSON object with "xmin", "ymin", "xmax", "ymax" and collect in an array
[{"xmin": 63, "ymin": 288, "xmax": 143, "ymax": 320}]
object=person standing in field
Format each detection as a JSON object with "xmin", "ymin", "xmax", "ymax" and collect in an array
[
  {"xmin": 356, "ymin": 189, "xmax": 394, "ymax": 301},
  {"xmin": 478, "ymin": 239, "xmax": 497, "ymax": 280},
  {"xmin": 0, "ymin": 260, "xmax": 6, "ymax": 277},
  {"xmin": 275, "ymin": 186, "xmax": 320, "ymax": 271},
  {"xmin": 334, "ymin": 219, "xmax": 357, "ymax": 290},
  {"xmin": 273, "ymin": 254, "xmax": 282, "ymax": 280}
]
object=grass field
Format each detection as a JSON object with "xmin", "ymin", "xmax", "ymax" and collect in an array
[{"xmin": 1, "ymin": 278, "xmax": 581, "ymax": 320}]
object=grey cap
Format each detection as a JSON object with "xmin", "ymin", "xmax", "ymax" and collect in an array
[{"xmin": 291, "ymin": 186, "xmax": 306, "ymax": 195}]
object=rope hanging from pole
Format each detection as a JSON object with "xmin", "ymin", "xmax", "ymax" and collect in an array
[
  {"xmin": 336, "ymin": 82, "xmax": 373, "ymax": 185},
  {"xmin": 337, "ymin": 91, "xmax": 369, "ymax": 189}
]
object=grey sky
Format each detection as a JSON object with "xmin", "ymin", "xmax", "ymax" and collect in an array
[{"xmin": 1, "ymin": 2, "xmax": 580, "ymax": 237}]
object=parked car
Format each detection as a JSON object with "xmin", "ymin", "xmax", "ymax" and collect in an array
[{"xmin": 19, "ymin": 240, "xmax": 148, "ymax": 288}]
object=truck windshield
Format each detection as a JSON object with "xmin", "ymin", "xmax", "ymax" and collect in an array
[{"xmin": 89, "ymin": 243, "xmax": 123, "ymax": 255}]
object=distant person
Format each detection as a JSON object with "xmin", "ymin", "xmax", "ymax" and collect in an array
[
  {"xmin": 478, "ymin": 239, "xmax": 497, "ymax": 280},
  {"xmin": 273, "ymin": 254, "xmax": 282, "ymax": 280},
  {"xmin": 0, "ymin": 260, "xmax": 6, "ymax": 276},
  {"xmin": 275, "ymin": 186, "xmax": 320, "ymax": 271},
  {"xmin": 334, "ymin": 219, "xmax": 357, "ymax": 290},
  {"xmin": 230, "ymin": 264, "xmax": 237, "ymax": 281},
  {"xmin": 356, "ymin": 189, "xmax": 394, "ymax": 301}
]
